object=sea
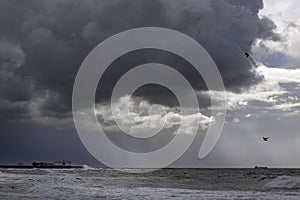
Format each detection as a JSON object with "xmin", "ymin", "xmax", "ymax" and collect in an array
[{"xmin": 1, "ymin": 167, "xmax": 300, "ymax": 199}]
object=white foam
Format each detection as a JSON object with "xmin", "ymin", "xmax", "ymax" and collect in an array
[
  {"xmin": 264, "ymin": 175, "xmax": 300, "ymax": 189},
  {"xmin": 82, "ymin": 164, "xmax": 95, "ymax": 170}
]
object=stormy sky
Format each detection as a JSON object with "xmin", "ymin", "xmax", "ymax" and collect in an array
[{"xmin": 0, "ymin": 0, "xmax": 299, "ymax": 167}]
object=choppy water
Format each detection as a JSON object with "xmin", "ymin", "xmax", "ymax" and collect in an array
[{"xmin": 0, "ymin": 167, "xmax": 300, "ymax": 199}]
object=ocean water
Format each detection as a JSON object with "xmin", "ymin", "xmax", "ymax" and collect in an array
[{"xmin": 0, "ymin": 167, "xmax": 300, "ymax": 199}]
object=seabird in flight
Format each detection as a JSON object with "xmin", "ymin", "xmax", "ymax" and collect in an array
[{"xmin": 263, "ymin": 137, "xmax": 270, "ymax": 141}]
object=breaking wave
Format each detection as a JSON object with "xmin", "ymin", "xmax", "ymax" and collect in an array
[
  {"xmin": 82, "ymin": 165, "xmax": 95, "ymax": 170},
  {"xmin": 264, "ymin": 175, "xmax": 300, "ymax": 189}
]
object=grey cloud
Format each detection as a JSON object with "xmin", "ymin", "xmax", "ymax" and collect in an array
[
  {"xmin": 0, "ymin": 0, "xmax": 281, "ymax": 121},
  {"xmin": 0, "ymin": 40, "xmax": 33, "ymax": 111},
  {"xmin": 160, "ymin": 0, "xmax": 280, "ymax": 90},
  {"xmin": 257, "ymin": 16, "xmax": 281, "ymax": 41},
  {"xmin": 0, "ymin": 40, "xmax": 25, "ymax": 70},
  {"xmin": 0, "ymin": 74, "xmax": 33, "ymax": 102}
]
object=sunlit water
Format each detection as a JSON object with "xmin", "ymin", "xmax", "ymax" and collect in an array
[{"xmin": 1, "ymin": 167, "xmax": 300, "ymax": 199}]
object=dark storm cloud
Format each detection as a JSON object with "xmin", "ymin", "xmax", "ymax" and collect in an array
[
  {"xmin": 0, "ymin": 40, "xmax": 34, "ymax": 120},
  {"xmin": 0, "ymin": 0, "xmax": 280, "ymax": 120}
]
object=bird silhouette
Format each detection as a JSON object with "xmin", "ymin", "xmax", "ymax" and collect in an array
[
  {"xmin": 245, "ymin": 52, "xmax": 250, "ymax": 58},
  {"xmin": 263, "ymin": 137, "xmax": 269, "ymax": 141}
]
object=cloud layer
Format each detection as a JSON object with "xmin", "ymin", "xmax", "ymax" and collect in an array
[
  {"xmin": 96, "ymin": 96, "xmax": 214, "ymax": 136},
  {"xmin": 203, "ymin": 64, "xmax": 300, "ymax": 118},
  {"xmin": 0, "ymin": 0, "xmax": 280, "ymax": 122}
]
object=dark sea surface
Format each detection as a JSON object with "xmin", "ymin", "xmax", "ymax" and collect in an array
[{"xmin": 1, "ymin": 167, "xmax": 300, "ymax": 199}]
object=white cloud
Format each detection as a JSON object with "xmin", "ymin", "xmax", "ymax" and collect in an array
[
  {"xmin": 95, "ymin": 96, "xmax": 214, "ymax": 136},
  {"xmin": 204, "ymin": 65, "xmax": 300, "ymax": 112},
  {"xmin": 254, "ymin": 0, "xmax": 300, "ymax": 66},
  {"xmin": 271, "ymin": 102, "xmax": 300, "ymax": 111},
  {"xmin": 258, "ymin": 66, "xmax": 300, "ymax": 84}
]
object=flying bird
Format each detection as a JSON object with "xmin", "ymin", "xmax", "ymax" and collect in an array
[
  {"xmin": 245, "ymin": 52, "xmax": 250, "ymax": 58},
  {"xmin": 263, "ymin": 137, "xmax": 270, "ymax": 141}
]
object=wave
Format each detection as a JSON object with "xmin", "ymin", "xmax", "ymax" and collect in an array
[
  {"xmin": 264, "ymin": 175, "xmax": 300, "ymax": 189},
  {"xmin": 82, "ymin": 164, "xmax": 99, "ymax": 170}
]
